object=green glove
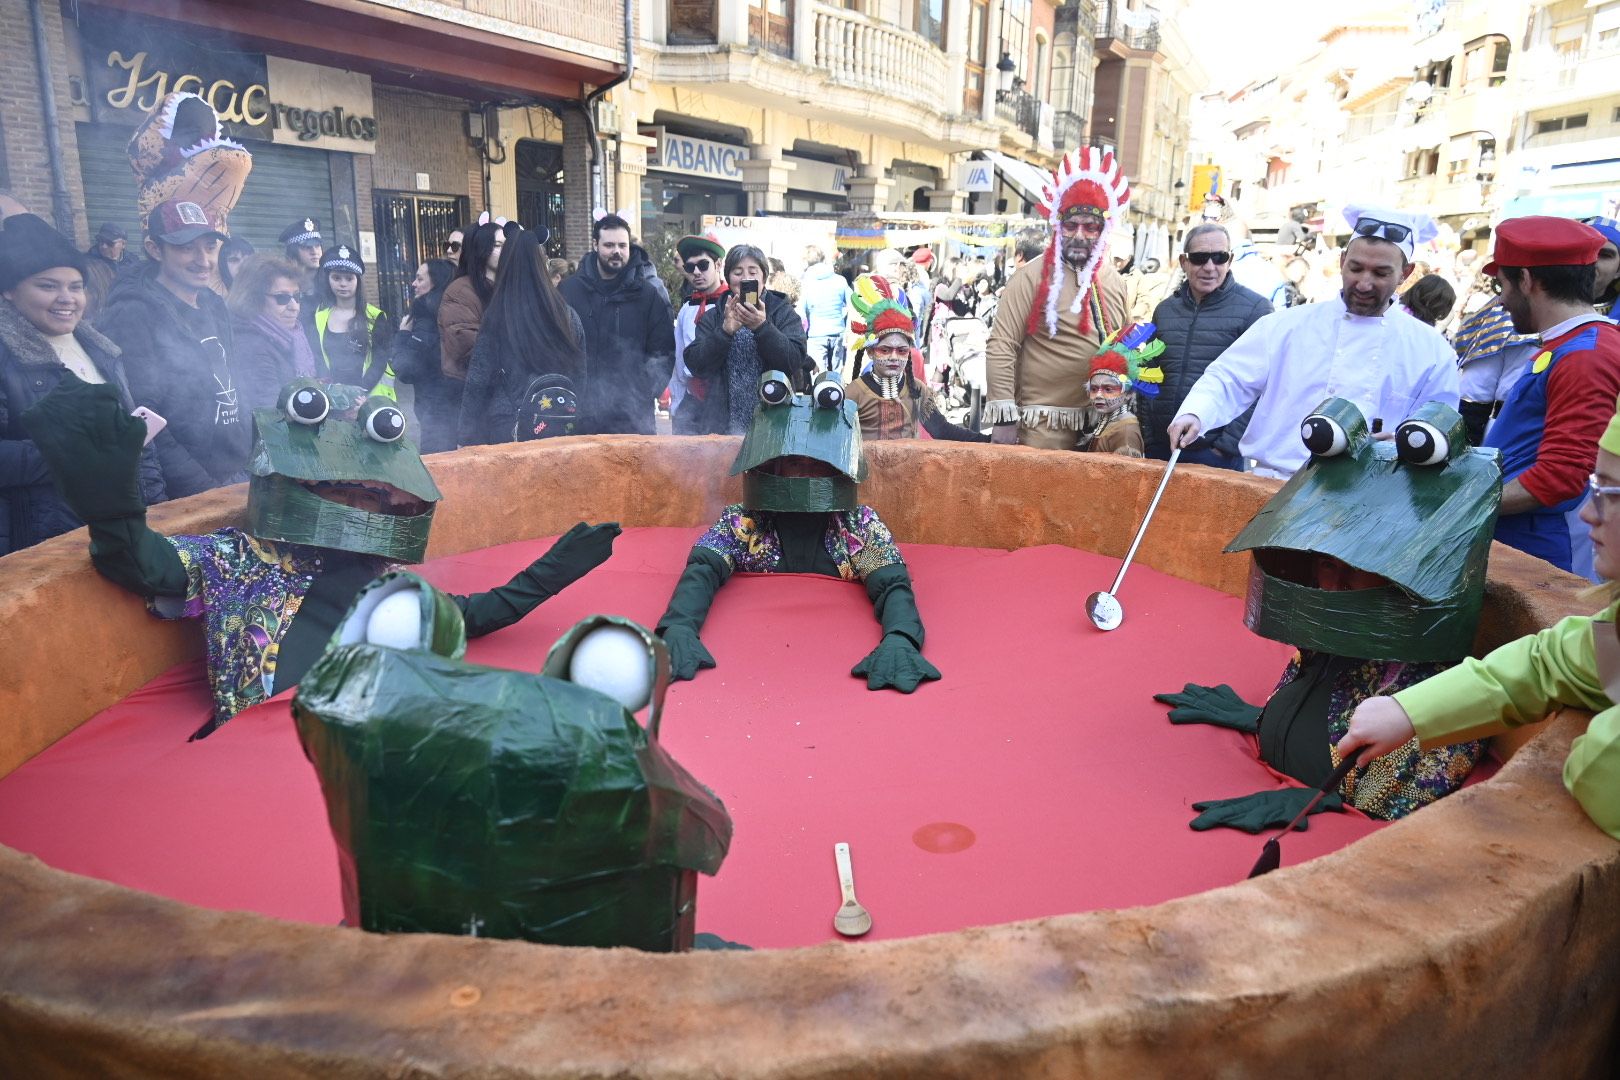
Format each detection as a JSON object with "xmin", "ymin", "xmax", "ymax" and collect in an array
[
  {"xmin": 1189, "ymin": 789, "xmax": 1344, "ymax": 834},
  {"xmin": 1153, "ymin": 683, "xmax": 1262, "ymax": 733},
  {"xmin": 19, "ymin": 372, "xmax": 148, "ymax": 521},
  {"xmin": 852, "ymin": 632, "xmax": 942, "ymax": 693},
  {"xmin": 459, "ymin": 522, "xmax": 620, "ymax": 637},
  {"xmin": 660, "ymin": 624, "xmax": 716, "ymax": 681}
]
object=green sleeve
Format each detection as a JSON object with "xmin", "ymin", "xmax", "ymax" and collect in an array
[
  {"xmin": 86, "ymin": 515, "xmax": 188, "ymax": 599},
  {"xmin": 1566, "ymin": 704, "xmax": 1620, "ymax": 841},
  {"xmin": 656, "ymin": 546, "xmax": 732, "ymax": 636},
  {"xmin": 865, "ymin": 562, "xmax": 924, "ymax": 648},
  {"xmin": 1394, "ymin": 609, "xmax": 1613, "ymax": 746}
]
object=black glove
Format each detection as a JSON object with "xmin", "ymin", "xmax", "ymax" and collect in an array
[
  {"xmin": 459, "ymin": 522, "xmax": 620, "ymax": 637},
  {"xmin": 1189, "ymin": 789, "xmax": 1344, "ymax": 834},
  {"xmin": 19, "ymin": 373, "xmax": 148, "ymax": 521},
  {"xmin": 661, "ymin": 624, "xmax": 716, "ymax": 681},
  {"xmin": 852, "ymin": 632, "xmax": 941, "ymax": 693},
  {"xmin": 1153, "ymin": 683, "xmax": 1262, "ymax": 733}
]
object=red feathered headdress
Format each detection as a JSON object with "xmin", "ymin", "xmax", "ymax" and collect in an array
[{"xmin": 1025, "ymin": 147, "xmax": 1131, "ymax": 339}]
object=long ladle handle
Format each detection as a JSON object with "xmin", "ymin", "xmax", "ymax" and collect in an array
[
  {"xmin": 835, "ymin": 842, "xmax": 858, "ymax": 904},
  {"xmin": 1108, "ymin": 448, "xmax": 1181, "ymax": 595}
]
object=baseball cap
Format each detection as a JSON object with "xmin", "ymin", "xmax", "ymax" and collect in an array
[
  {"xmin": 1483, "ymin": 216, "xmax": 1606, "ymax": 277},
  {"xmin": 147, "ymin": 198, "xmax": 226, "ymax": 245}
]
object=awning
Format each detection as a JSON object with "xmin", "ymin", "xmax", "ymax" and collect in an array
[{"xmin": 986, "ymin": 152, "xmax": 1051, "ymax": 209}]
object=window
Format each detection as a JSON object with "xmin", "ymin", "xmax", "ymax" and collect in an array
[
  {"xmin": 1002, "ymin": 0, "xmax": 1030, "ymax": 87},
  {"xmin": 1534, "ymin": 112, "xmax": 1589, "ymax": 134},
  {"xmin": 914, "ymin": 0, "xmax": 945, "ymax": 49},
  {"xmin": 1033, "ymin": 34, "xmax": 1048, "ymax": 100}
]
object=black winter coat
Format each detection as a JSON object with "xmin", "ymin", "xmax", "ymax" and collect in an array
[
  {"xmin": 558, "ymin": 250, "xmax": 675, "ymax": 435},
  {"xmin": 457, "ymin": 305, "xmax": 587, "ymax": 446},
  {"xmin": 98, "ymin": 265, "xmax": 251, "ymax": 498},
  {"xmin": 1140, "ymin": 276, "xmax": 1272, "ymax": 460},
  {"xmin": 680, "ymin": 290, "xmax": 811, "ymax": 435},
  {"xmin": 230, "ymin": 316, "xmax": 302, "ymax": 417},
  {"xmin": 0, "ymin": 299, "xmax": 165, "ymax": 555}
]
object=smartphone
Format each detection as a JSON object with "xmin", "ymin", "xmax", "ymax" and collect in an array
[
  {"xmin": 740, "ymin": 280, "xmax": 760, "ymax": 306},
  {"xmin": 131, "ymin": 406, "xmax": 167, "ymax": 447}
]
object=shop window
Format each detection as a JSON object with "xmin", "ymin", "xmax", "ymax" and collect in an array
[{"xmin": 668, "ymin": 0, "xmax": 718, "ymax": 44}]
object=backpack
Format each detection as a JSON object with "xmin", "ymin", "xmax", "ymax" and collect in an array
[{"xmin": 513, "ymin": 374, "xmax": 581, "ymax": 441}]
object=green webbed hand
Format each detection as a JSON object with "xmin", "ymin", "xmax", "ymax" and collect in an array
[
  {"xmin": 656, "ymin": 546, "xmax": 732, "ymax": 682},
  {"xmin": 662, "ymin": 625, "xmax": 717, "ymax": 681},
  {"xmin": 1153, "ymin": 683, "xmax": 1263, "ymax": 732},
  {"xmin": 851, "ymin": 633, "xmax": 941, "ymax": 693},
  {"xmin": 459, "ymin": 522, "xmax": 620, "ymax": 638},
  {"xmin": 1188, "ymin": 789, "xmax": 1344, "ymax": 834},
  {"xmin": 19, "ymin": 372, "xmax": 147, "ymax": 521}
]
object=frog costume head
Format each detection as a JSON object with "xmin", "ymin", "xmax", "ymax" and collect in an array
[
  {"xmin": 247, "ymin": 381, "xmax": 442, "ymax": 562},
  {"xmin": 732, "ymin": 370, "xmax": 869, "ymax": 513},
  {"xmin": 1225, "ymin": 397, "xmax": 1502, "ymax": 662},
  {"xmin": 293, "ymin": 574, "xmax": 732, "ymax": 952}
]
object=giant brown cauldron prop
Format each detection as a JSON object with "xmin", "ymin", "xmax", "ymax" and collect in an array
[{"xmin": 1, "ymin": 438, "xmax": 1616, "ymax": 1077}]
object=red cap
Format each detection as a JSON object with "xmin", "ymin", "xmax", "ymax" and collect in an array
[
  {"xmin": 1483, "ymin": 215, "xmax": 1606, "ymax": 276},
  {"xmin": 910, "ymin": 248, "xmax": 934, "ymax": 267},
  {"xmin": 146, "ymin": 198, "xmax": 226, "ymax": 245}
]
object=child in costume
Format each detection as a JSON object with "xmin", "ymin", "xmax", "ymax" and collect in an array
[
  {"xmin": 1337, "ymin": 396, "xmax": 1620, "ymax": 840},
  {"xmin": 1156, "ymin": 398, "xmax": 1501, "ymax": 830},
  {"xmin": 22, "ymin": 377, "xmax": 617, "ymax": 739},
  {"xmin": 656, "ymin": 370, "xmax": 941, "ymax": 694},
  {"xmin": 846, "ymin": 299, "xmax": 988, "ymax": 443},
  {"xmin": 1076, "ymin": 324, "xmax": 1164, "ymax": 456}
]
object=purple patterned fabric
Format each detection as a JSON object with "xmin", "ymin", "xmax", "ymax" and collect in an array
[{"xmin": 695, "ymin": 503, "xmax": 902, "ymax": 581}]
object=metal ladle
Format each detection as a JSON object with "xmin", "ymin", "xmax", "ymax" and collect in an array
[{"xmin": 1086, "ymin": 448, "xmax": 1181, "ymax": 631}]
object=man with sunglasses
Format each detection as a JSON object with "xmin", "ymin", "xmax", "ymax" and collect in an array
[
  {"xmin": 1168, "ymin": 205, "xmax": 1459, "ymax": 478},
  {"xmin": 1477, "ymin": 216, "xmax": 1620, "ymax": 578},
  {"xmin": 669, "ymin": 233, "xmax": 727, "ymax": 433},
  {"xmin": 1138, "ymin": 224, "xmax": 1271, "ymax": 465}
]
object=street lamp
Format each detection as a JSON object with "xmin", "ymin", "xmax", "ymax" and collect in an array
[{"xmin": 997, "ymin": 52, "xmax": 1017, "ymax": 93}]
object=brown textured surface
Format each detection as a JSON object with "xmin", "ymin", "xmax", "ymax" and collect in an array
[{"xmin": 0, "ymin": 438, "xmax": 1613, "ymax": 1077}]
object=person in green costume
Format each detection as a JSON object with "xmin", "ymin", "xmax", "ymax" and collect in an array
[
  {"xmin": 22, "ymin": 375, "xmax": 618, "ymax": 739},
  {"xmin": 1339, "ymin": 394, "xmax": 1620, "ymax": 841},
  {"xmin": 657, "ymin": 368, "xmax": 941, "ymax": 693},
  {"xmin": 1155, "ymin": 396, "xmax": 1502, "ymax": 831}
]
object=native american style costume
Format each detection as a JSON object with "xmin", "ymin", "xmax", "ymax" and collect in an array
[
  {"xmin": 128, "ymin": 92, "xmax": 253, "ymax": 243},
  {"xmin": 1156, "ymin": 398, "xmax": 1502, "ymax": 830},
  {"xmin": 22, "ymin": 378, "xmax": 616, "ymax": 739},
  {"xmin": 846, "ymin": 299, "xmax": 988, "ymax": 443},
  {"xmin": 656, "ymin": 370, "xmax": 940, "ymax": 693},
  {"xmin": 1076, "ymin": 323, "xmax": 1164, "ymax": 457},
  {"xmin": 985, "ymin": 148, "xmax": 1132, "ymax": 449}
]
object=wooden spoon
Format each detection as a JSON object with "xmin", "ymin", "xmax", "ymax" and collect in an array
[{"xmin": 833, "ymin": 842, "xmax": 872, "ymax": 937}]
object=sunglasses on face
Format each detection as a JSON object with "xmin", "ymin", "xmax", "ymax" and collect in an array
[
  {"xmin": 1353, "ymin": 219, "xmax": 1411, "ymax": 244},
  {"xmin": 683, "ymin": 258, "xmax": 712, "ymax": 274},
  {"xmin": 1185, "ymin": 251, "xmax": 1233, "ymax": 266},
  {"xmin": 267, "ymin": 292, "xmax": 299, "ymax": 307},
  {"xmin": 1061, "ymin": 218, "xmax": 1105, "ymax": 237},
  {"xmin": 445, "ymin": 241, "xmax": 462, "ymax": 253}
]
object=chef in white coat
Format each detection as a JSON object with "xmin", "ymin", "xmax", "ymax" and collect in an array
[{"xmin": 1166, "ymin": 205, "xmax": 1460, "ymax": 478}]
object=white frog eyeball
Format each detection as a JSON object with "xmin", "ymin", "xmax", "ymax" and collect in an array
[
  {"xmin": 365, "ymin": 588, "xmax": 422, "ymax": 650},
  {"xmin": 568, "ymin": 625, "xmax": 653, "ymax": 712}
]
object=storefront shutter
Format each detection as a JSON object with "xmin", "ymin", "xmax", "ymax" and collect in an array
[{"xmin": 75, "ymin": 123, "xmax": 336, "ymax": 255}]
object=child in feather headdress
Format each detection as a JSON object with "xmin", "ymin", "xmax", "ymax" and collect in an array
[{"xmin": 1077, "ymin": 323, "xmax": 1164, "ymax": 457}]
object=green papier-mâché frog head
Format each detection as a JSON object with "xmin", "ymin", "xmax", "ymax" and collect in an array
[
  {"xmin": 292, "ymin": 572, "xmax": 733, "ymax": 952},
  {"xmin": 248, "ymin": 381, "xmax": 442, "ymax": 562},
  {"xmin": 732, "ymin": 370, "xmax": 869, "ymax": 513},
  {"xmin": 1225, "ymin": 397, "xmax": 1502, "ymax": 662}
]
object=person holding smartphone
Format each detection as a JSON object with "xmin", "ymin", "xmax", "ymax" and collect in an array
[{"xmin": 684, "ymin": 243, "xmax": 810, "ymax": 435}]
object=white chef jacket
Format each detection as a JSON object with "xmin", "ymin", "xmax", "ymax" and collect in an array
[{"xmin": 1178, "ymin": 296, "xmax": 1461, "ymax": 478}]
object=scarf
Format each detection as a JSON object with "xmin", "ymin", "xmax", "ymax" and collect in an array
[
  {"xmin": 688, "ymin": 283, "xmax": 729, "ymax": 321},
  {"xmin": 725, "ymin": 325, "xmax": 762, "ymax": 435},
  {"xmin": 255, "ymin": 312, "xmax": 317, "ymax": 378}
]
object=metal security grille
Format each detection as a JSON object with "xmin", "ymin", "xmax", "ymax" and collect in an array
[{"xmin": 372, "ymin": 191, "xmax": 469, "ymax": 322}]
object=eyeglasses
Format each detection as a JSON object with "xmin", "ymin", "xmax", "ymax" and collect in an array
[
  {"xmin": 1185, "ymin": 251, "xmax": 1232, "ymax": 266},
  {"xmin": 1353, "ymin": 219, "xmax": 1412, "ymax": 244},
  {"xmin": 867, "ymin": 345, "xmax": 911, "ymax": 358},
  {"xmin": 1589, "ymin": 474, "xmax": 1620, "ymax": 518},
  {"xmin": 683, "ymin": 258, "xmax": 712, "ymax": 274},
  {"xmin": 267, "ymin": 292, "xmax": 299, "ymax": 307},
  {"xmin": 445, "ymin": 241, "xmax": 462, "ymax": 253},
  {"xmin": 1061, "ymin": 218, "xmax": 1105, "ymax": 238}
]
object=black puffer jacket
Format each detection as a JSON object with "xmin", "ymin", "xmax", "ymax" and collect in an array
[
  {"xmin": 1140, "ymin": 276, "xmax": 1272, "ymax": 460},
  {"xmin": 558, "ymin": 249, "xmax": 675, "ymax": 435},
  {"xmin": 0, "ymin": 299, "xmax": 165, "ymax": 555},
  {"xmin": 681, "ymin": 290, "xmax": 810, "ymax": 435}
]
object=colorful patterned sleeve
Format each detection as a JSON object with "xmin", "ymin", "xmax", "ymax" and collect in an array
[
  {"xmin": 844, "ymin": 506, "xmax": 904, "ymax": 581},
  {"xmin": 146, "ymin": 531, "xmax": 228, "ymax": 620},
  {"xmin": 694, "ymin": 504, "xmax": 747, "ymax": 572}
]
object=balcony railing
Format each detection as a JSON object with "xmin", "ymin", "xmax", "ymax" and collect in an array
[
  {"xmin": 1096, "ymin": 1, "xmax": 1159, "ymax": 50},
  {"xmin": 1053, "ymin": 109, "xmax": 1086, "ymax": 151},
  {"xmin": 812, "ymin": 6, "xmax": 946, "ymax": 104},
  {"xmin": 1055, "ymin": 0, "xmax": 1099, "ymax": 40}
]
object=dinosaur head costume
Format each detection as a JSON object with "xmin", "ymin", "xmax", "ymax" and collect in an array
[
  {"xmin": 248, "ymin": 381, "xmax": 441, "ymax": 562},
  {"xmin": 129, "ymin": 91, "xmax": 252, "ymax": 239},
  {"xmin": 732, "ymin": 370, "xmax": 868, "ymax": 513},
  {"xmin": 1226, "ymin": 397, "xmax": 1502, "ymax": 662}
]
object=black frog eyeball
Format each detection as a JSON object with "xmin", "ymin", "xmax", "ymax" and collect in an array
[
  {"xmin": 759, "ymin": 370, "xmax": 791, "ymax": 406},
  {"xmin": 1300, "ymin": 413, "xmax": 1349, "ymax": 457},
  {"xmin": 812, "ymin": 371, "xmax": 845, "ymax": 410},
  {"xmin": 359, "ymin": 398, "xmax": 406, "ymax": 443},
  {"xmin": 284, "ymin": 384, "xmax": 329, "ymax": 425},
  {"xmin": 1395, "ymin": 419, "xmax": 1449, "ymax": 466}
]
